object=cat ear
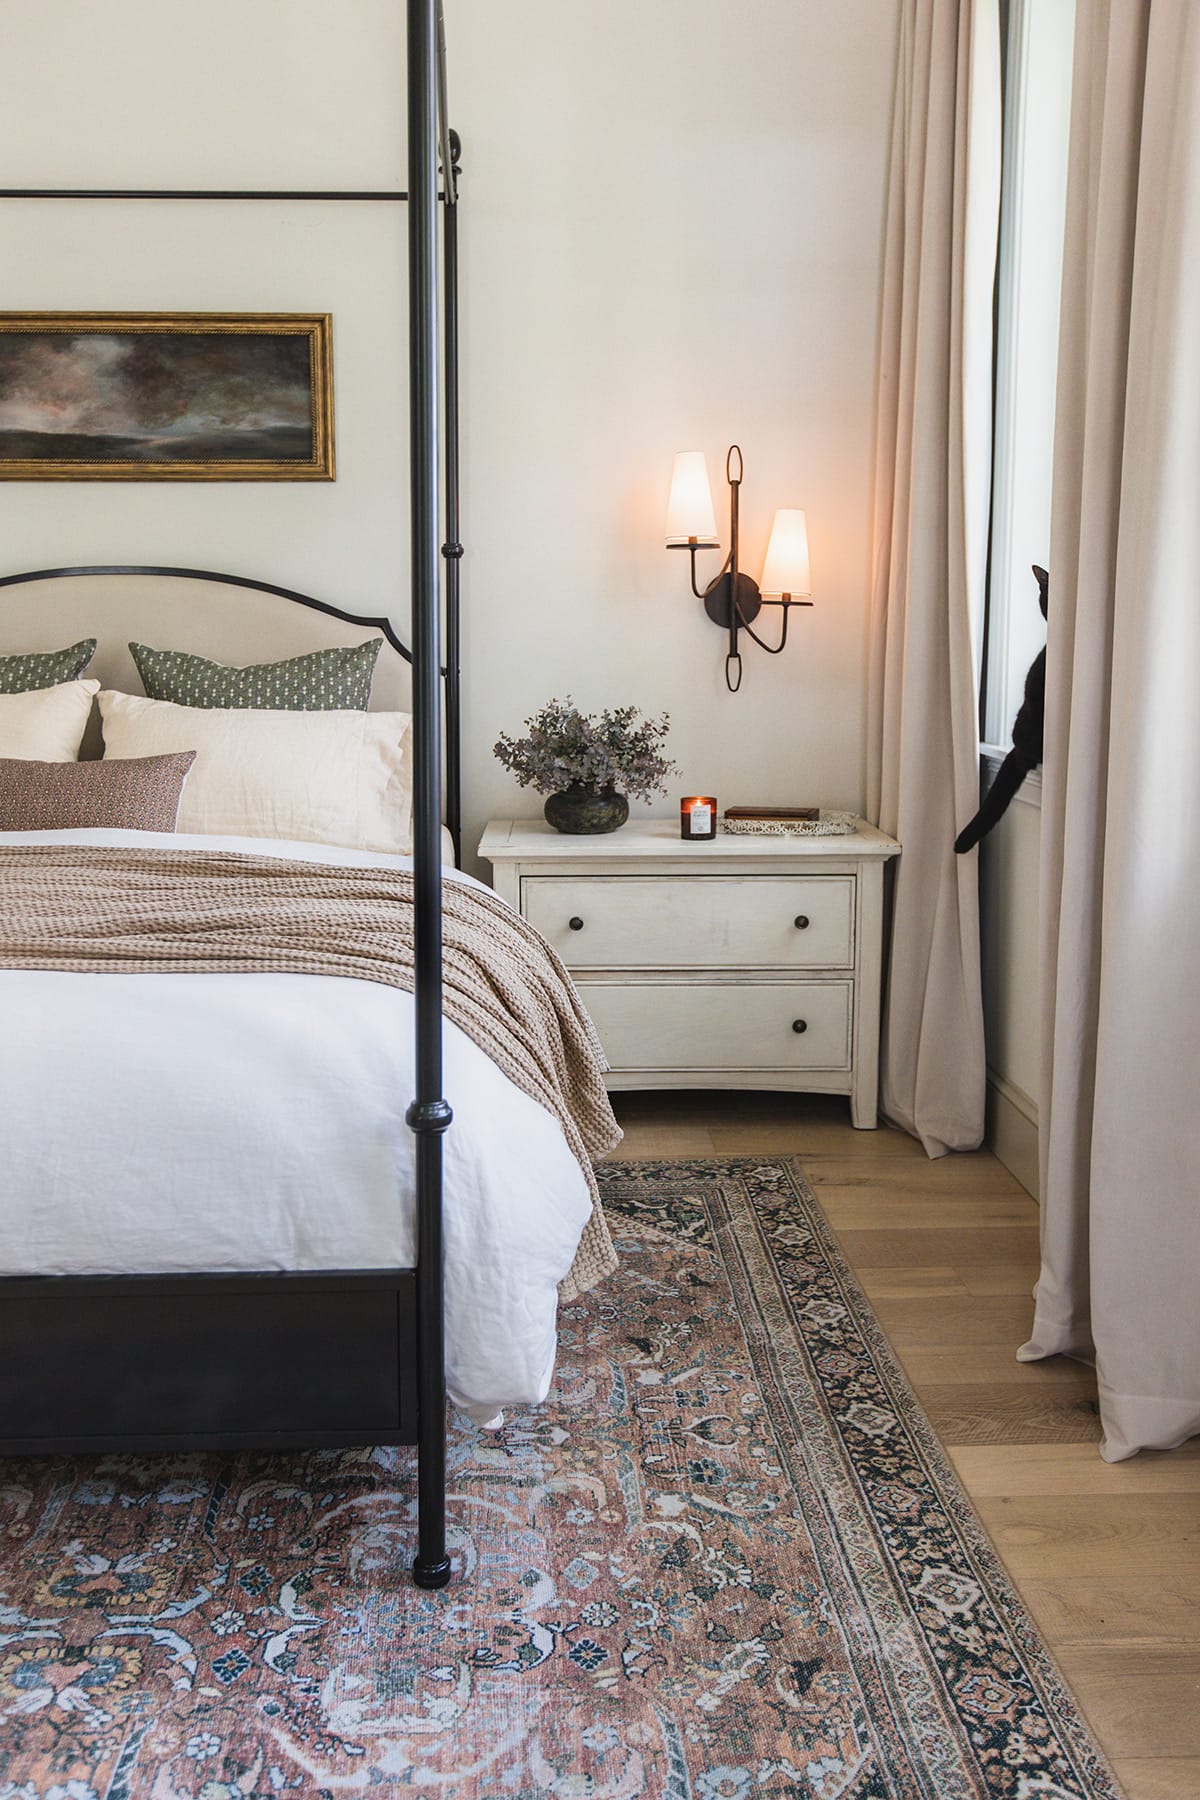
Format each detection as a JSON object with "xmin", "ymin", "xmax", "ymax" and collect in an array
[{"xmin": 1032, "ymin": 564, "xmax": 1049, "ymax": 618}]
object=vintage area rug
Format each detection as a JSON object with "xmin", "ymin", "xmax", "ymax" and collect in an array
[{"xmin": 0, "ymin": 1158, "xmax": 1120, "ymax": 1799}]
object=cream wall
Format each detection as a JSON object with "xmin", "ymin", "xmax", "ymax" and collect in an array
[
  {"xmin": 1, "ymin": 1, "xmax": 899, "ymax": 873},
  {"xmin": 0, "ymin": 1, "xmax": 413, "ymax": 647}
]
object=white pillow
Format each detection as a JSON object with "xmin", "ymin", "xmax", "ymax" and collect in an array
[
  {"xmin": 0, "ymin": 680, "xmax": 99, "ymax": 762},
  {"xmin": 98, "ymin": 691, "xmax": 413, "ymax": 853}
]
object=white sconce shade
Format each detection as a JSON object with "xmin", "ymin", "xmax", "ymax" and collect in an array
[
  {"xmin": 760, "ymin": 508, "xmax": 812, "ymax": 597},
  {"xmin": 665, "ymin": 451, "xmax": 719, "ymax": 546}
]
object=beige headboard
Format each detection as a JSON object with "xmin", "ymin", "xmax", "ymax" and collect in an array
[{"xmin": 0, "ymin": 566, "xmax": 413, "ymax": 758}]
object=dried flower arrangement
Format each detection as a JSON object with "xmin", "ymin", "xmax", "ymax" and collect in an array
[{"xmin": 493, "ymin": 698, "xmax": 676, "ymax": 801}]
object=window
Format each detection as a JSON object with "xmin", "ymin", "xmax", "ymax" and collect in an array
[{"xmin": 982, "ymin": 0, "xmax": 1075, "ymax": 753}]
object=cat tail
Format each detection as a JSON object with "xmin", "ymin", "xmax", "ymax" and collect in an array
[{"xmin": 954, "ymin": 748, "xmax": 1033, "ymax": 853}]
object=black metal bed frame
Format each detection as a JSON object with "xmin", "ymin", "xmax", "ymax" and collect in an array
[{"xmin": 0, "ymin": 1, "xmax": 461, "ymax": 1589}]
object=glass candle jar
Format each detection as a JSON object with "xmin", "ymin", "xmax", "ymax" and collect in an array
[{"xmin": 680, "ymin": 795, "xmax": 718, "ymax": 840}]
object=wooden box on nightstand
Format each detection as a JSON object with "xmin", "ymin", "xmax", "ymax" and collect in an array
[{"xmin": 479, "ymin": 817, "xmax": 900, "ymax": 1128}]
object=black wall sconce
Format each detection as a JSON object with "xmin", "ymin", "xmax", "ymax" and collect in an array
[{"xmin": 665, "ymin": 444, "xmax": 812, "ymax": 692}]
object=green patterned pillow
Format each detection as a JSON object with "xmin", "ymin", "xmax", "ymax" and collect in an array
[
  {"xmin": 0, "ymin": 640, "xmax": 97, "ymax": 693},
  {"xmin": 129, "ymin": 638, "xmax": 382, "ymax": 710}
]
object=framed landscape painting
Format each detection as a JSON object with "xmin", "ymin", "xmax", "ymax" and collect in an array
[{"xmin": 0, "ymin": 313, "xmax": 334, "ymax": 480}]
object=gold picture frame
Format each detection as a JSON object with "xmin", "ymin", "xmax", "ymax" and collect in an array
[{"xmin": 0, "ymin": 312, "xmax": 334, "ymax": 481}]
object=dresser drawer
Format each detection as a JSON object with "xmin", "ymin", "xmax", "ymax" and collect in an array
[
  {"xmin": 522, "ymin": 876, "xmax": 855, "ymax": 969},
  {"xmin": 579, "ymin": 979, "xmax": 852, "ymax": 1072}
]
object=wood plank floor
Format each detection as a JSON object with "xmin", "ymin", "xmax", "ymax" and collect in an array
[{"xmin": 609, "ymin": 1090, "xmax": 1200, "ymax": 1800}]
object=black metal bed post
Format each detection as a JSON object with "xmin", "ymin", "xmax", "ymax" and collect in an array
[
  {"xmin": 442, "ymin": 128, "xmax": 463, "ymax": 868},
  {"xmin": 407, "ymin": 0, "xmax": 453, "ymax": 1591}
]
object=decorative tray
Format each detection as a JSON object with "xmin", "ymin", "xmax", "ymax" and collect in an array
[{"xmin": 720, "ymin": 810, "xmax": 859, "ymax": 838}]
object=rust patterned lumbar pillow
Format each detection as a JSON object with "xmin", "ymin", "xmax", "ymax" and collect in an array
[{"xmin": 0, "ymin": 750, "xmax": 197, "ymax": 833}]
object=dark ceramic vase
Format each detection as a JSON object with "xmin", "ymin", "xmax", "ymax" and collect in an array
[{"xmin": 543, "ymin": 784, "xmax": 630, "ymax": 835}]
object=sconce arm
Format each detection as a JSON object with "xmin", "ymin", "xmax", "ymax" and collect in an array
[
  {"xmin": 688, "ymin": 541, "xmax": 728, "ymax": 600},
  {"xmin": 734, "ymin": 592, "xmax": 813, "ymax": 655}
]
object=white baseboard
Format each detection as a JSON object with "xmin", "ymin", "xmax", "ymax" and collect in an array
[{"xmin": 986, "ymin": 1071, "xmax": 1039, "ymax": 1200}]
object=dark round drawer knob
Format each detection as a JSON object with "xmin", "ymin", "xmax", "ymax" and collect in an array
[
  {"xmin": 794, "ymin": 915, "xmax": 810, "ymax": 930},
  {"xmin": 792, "ymin": 1018, "xmax": 808, "ymax": 1034},
  {"xmin": 568, "ymin": 916, "xmax": 585, "ymax": 931}
]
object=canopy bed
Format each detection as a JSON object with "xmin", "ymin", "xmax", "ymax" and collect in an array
[{"xmin": 0, "ymin": 3, "xmax": 602, "ymax": 1592}]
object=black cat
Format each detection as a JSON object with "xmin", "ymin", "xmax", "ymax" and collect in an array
[{"xmin": 955, "ymin": 564, "xmax": 1048, "ymax": 854}]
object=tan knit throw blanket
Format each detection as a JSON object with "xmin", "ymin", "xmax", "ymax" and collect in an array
[{"xmin": 0, "ymin": 844, "xmax": 622, "ymax": 1299}]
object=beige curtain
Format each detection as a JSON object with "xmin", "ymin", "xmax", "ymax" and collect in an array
[
  {"xmin": 1020, "ymin": 0, "xmax": 1200, "ymax": 1460},
  {"xmin": 867, "ymin": 0, "xmax": 999, "ymax": 1155}
]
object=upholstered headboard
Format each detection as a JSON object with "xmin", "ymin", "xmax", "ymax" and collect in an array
[
  {"xmin": 0, "ymin": 565, "xmax": 413, "ymax": 711},
  {"xmin": 0, "ymin": 565, "xmax": 414, "ymax": 759},
  {"xmin": 0, "ymin": 562, "xmax": 465, "ymax": 861}
]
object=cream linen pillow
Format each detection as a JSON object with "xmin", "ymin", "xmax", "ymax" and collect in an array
[
  {"xmin": 0, "ymin": 680, "xmax": 100, "ymax": 761},
  {"xmin": 98, "ymin": 691, "xmax": 413, "ymax": 853}
]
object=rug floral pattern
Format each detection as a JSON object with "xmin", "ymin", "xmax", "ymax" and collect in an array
[{"xmin": 0, "ymin": 1158, "xmax": 1120, "ymax": 1799}]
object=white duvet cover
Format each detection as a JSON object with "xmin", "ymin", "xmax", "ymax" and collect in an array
[{"xmin": 0, "ymin": 829, "xmax": 595, "ymax": 1420}]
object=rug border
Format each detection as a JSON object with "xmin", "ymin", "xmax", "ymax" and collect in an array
[{"xmin": 599, "ymin": 1152, "xmax": 1128, "ymax": 1800}]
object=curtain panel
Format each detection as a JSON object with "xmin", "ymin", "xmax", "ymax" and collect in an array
[
  {"xmin": 867, "ymin": 0, "xmax": 999, "ymax": 1156},
  {"xmin": 1020, "ymin": 0, "xmax": 1200, "ymax": 1460}
]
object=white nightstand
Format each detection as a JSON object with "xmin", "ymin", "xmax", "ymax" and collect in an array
[{"xmin": 479, "ymin": 816, "xmax": 900, "ymax": 1128}]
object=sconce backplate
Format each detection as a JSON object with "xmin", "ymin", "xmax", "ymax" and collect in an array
[{"xmin": 704, "ymin": 570, "xmax": 762, "ymax": 630}]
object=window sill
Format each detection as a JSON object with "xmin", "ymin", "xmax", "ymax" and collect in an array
[{"xmin": 979, "ymin": 743, "xmax": 1042, "ymax": 810}]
